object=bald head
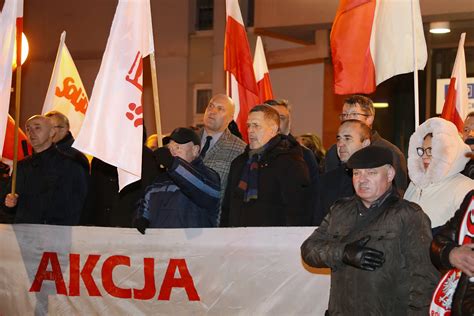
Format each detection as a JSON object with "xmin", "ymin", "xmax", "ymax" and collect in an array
[
  {"xmin": 25, "ymin": 115, "xmax": 55, "ymax": 153},
  {"xmin": 203, "ymin": 94, "xmax": 235, "ymax": 135}
]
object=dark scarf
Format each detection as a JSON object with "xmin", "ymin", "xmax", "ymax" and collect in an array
[{"xmin": 238, "ymin": 144, "xmax": 268, "ymax": 202}]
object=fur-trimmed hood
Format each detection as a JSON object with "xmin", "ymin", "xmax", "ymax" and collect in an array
[{"xmin": 408, "ymin": 117, "xmax": 470, "ymax": 188}]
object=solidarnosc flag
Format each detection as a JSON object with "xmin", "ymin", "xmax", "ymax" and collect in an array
[
  {"xmin": 73, "ymin": 0, "xmax": 154, "ymax": 191},
  {"xmin": 42, "ymin": 31, "xmax": 89, "ymax": 138},
  {"xmin": 330, "ymin": 0, "xmax": 427, "ymax": 95},
  {"xmin": 253, "ymin": 36, "xmax": 274, "ymax": 103}
]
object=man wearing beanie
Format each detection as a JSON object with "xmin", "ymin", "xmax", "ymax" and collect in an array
[
  {"xmin": 301, "ymin": 146, "xmax": 439, "ymax": 315},
  {"xmin": 134, "ymin": 127, "xmax": 221, "ymax": 233}
]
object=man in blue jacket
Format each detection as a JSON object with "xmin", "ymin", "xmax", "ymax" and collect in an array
[{"xmin": 134, "ymin": 127, "xmax": 221, "ymax": 233}]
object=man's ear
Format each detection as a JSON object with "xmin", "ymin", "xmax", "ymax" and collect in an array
[
  {"xmin": 362, "ymin": 138, "xmax": 371, "ymax": 148},
  {"xmin": 387, "ymin": 165, "xmax": 395, "ymax": 182},
  {"xmin": 49, "ymin": 126, "xmax": 56, "ymax": 139},
  {"xmin": 192, "ymin": 144, "xmax": 200, "ymax": 157}
]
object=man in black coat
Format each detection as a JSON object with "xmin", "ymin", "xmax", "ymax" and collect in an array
[
  {"xmin": 221, "ymin": 105, "xmax": 311, "ymax": 227},
  {"xmin": 45, "ymin": 110, "xmax": 89, "ymax": 172},
  {"xmin": 324, "ymin": 95, "xmax": 408, "ymax": 193},
  {"xmin": 315, "ymin": 120, "xmax": 371, "ymax": 224},
  {"xmin": 4, "ymin": 115, "xmax": 88, "ymax": 225}
]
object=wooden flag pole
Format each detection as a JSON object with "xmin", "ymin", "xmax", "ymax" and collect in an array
[
  {"xmin": 149, "ymin": 52, "xmax": 163, "ymax": 147},
  {"xmin": 11, "ymin": 19, "xmax": 23, "ymax": 195},
  {"xmin": 411, "ymin": 0, "xmax": 420, "ymax": 129}
]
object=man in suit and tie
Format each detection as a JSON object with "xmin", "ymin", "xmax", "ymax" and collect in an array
[{"xmin": 200, "ymin": 94, "xmax": 246, "ymax": 224}]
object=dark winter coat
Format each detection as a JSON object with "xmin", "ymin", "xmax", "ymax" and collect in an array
[
  {"xmin": 11, "ymin": 145, "xmax": 88, "ymax": 225},
  {"xmin": 81, "ymin": 146, "xmax": 160, "ymax": 227},
  {"xmin": 55, "ymin": 131, "xmax": 90, "ymax": 172},
  {"xmin": 221, "ymin": 134, "xmax": 311, "ymax": 227},
  {"xmin": 431, "ymin": 190, "xmax": 474, "ymax": 316},
  {"xmin": 301, "ymin": 189, "xmax": 439, "ymax": 315},
  {"xmin": 136, "ymin": 156, "xmax": 220, "ymax": 228}
]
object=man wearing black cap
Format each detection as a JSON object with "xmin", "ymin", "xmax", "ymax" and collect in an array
[
  {"xmin": 301, "ymin": 146, "xmax": 438, "ymax": 315},
  {"xmin": 134, "ymin": 127, "xmax": 221, "ymax": 232}
]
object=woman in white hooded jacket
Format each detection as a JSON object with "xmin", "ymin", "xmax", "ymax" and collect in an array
[{"xmin": 404, "ymin": 118, "xmax": 473, "ymax": 230}]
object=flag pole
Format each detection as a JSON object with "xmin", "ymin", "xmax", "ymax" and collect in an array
[
  {"xmin": 149, "ymin": 52, "xmax": 163, "ymax": 147},
  {"xmin": 411, "ymin": 0, "xmax": 420, "ymax": 129},
  {"xmin": 11, "ymin": 18, "xmax": 23, "ymax": 195}
]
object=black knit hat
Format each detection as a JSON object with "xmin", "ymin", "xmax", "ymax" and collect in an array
[
  {"xmin": 347, "ymin": 146, "xmax": 393, "ymax": 169},
  {"xmin": 165, "ymin": 127, "xmax": 201, "ymax": 146}
]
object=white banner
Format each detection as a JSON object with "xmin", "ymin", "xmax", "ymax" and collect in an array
[{"xmin": 0, "ymin": 225, "xmax": 330, "ymax": 315}]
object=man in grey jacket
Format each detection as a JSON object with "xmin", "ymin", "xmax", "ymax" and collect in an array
[{"xmin": 301, "ymin": 146, "xmax": 438, "ymax": 315}]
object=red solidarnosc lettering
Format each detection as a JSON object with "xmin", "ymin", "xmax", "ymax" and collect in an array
[
  {"xmin": 133, "ymin": 257, "xmax": 156, "ymax": 300},
  {"xmin": 101, "ymin": 255, "xmax": 132, "ymax": 299},
  {"xmin": 158, "ymin": 259, "xmax": 200, "ymax": 301},
  {"xmin": 125, "ymin": 51, "xmax": 144, "ymax": 92},
  {"xmin": 29, "ymin": 252, "xmax": 67, "ymax": 295},
  {"xmin": 55, "ymin": 77, "xmax": 88, "ymax": 114},
  {"xmin": 69, "ymin": 254, "xmax": 101, "ymax": 296}
]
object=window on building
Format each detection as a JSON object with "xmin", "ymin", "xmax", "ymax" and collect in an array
[
  {"xmin": 196, "ymin": 0, "xmax": 213, "ymax": 31},
  {"xmin": 193, "ymin": 84, "xmax": 212, "ymax": 125}
]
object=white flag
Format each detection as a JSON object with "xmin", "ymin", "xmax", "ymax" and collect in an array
[
  {"xmin": 73, "ymin": 0, "xmax": 154, "ymax": 191},
  {"xmin": 42, "ymin": 31, "xmax": 89, "ymax": 138},
  {"xmin": 0, "ymin": 0, "xmax": 23, "ymax": 156}
]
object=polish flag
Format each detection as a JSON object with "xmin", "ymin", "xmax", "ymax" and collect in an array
[
  {"xmin": 331, "ymin": 0, "xmax": 427, "ymax": 95},
  {"xmin": 2, "ymin": 115, "xmax": 30, "ymax": 160},
  {"xmin": 0, "ymin": 0, "xmax": 23, "ymax": 158},
  {"xmin": 441, "ymin": 33, "xmax": 468, "ymax": 133},
  {"xmin": 253, "ymin": 36, "xmax": 274, "ymax": 103},
  {"xmin": 224, "ymin": 0, "xmax": 259, "ymax": 141},
  {"xmin": 42, "ymin": 31, "xmax": 89, "ymax": 138},
  {"xmin": 73, "ymin": 0, "xmax": 154, "ymax": 191}
]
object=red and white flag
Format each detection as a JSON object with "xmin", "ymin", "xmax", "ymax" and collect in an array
[
  {"xmin": 73, "ymin": 0, "xmax": 154, "ymax": 191},
  {"xmin": 331, "ymin": 0, "xmax": 427, "ymax": 95},
  {"xmin": 224, "ymin": 0, "xmax": 259, "ymax": 141},
  {"xmin": 253, "ymin": 36, "xmax": 274, "ymax": 103},
  {"xmin": 2, "ymin": 115, "xmax": 30, "ymax": 161},
  {"xmin": 441, "ymin": 33, "xmax": 468, "ymax": 133},
  {"xmin": 42, "ymin": 31, "xmax": 89, "ymax": 138},
  {"xmin": 0, "ymin": 0, "xmax": 23, "ymax": 158}
]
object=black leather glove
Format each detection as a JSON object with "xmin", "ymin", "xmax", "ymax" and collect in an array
[
  {"xmin": 154, "ymin": 147, "xmax": 174, "ymax": 169},
  {"xmin": 134, "ymin": 217, "xmax": 150, "ymax": 235},
  {"xmin": 342, "ymin": 236, "xmax": 385, "ymax": 271}
]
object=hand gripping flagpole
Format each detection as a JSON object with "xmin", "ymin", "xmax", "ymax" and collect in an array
[
  {"xmin": 411, "ymin": 0, "xmax": 420, "ymax": 129},
  {"xmin": 11, "ymin": 17, "xmax": 23, "ymax": 195}
]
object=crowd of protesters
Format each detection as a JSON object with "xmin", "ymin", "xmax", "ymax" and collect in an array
[{"xmin": 0, "ymin": 94, "xmax": 473, "ymax": 314}]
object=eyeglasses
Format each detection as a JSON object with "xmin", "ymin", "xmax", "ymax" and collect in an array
[
  {"xmin": 339, "ymin": 112, "xmax": 370, "ymax": 121},
  {"xmin": 53, "ymin": 125, "xmax": 66, "ymax": 129},
  {"xmin": 416, "ymin": 147, "xmax": 432, "ymax": 157}
]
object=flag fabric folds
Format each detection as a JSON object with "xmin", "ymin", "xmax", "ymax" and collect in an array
[
  {"xmin": 330, "ymin": 0, "xmax": 427, "ymax": 95},
  {"xmin": 253, "ymin": 36, "xmax": 274, "ymax": 103},
  {"xmin": 42, "ymin": 31, "xmax": 89, "ymax": 138},
  {"xmin": 224, "ymin": 0, "xmax": 259, "ymax": 141},
  {"xmin": 73, "ymin": 0, "xmax": 154, "ymax": 191},
  {"xmin": 441, "ymin": 33, "xmax": 468, "ymax": 133},
  {"xmin": 2, "ymin": 115, "xmax": 30, "ymax": 160},
  {"xmin": 0, "ymin": 0, "xmax": 23, "ymax": 158}
]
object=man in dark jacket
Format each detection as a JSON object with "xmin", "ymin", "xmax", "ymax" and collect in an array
[
  {"xmin": 315, "ymin": 120, "xmax": 371, "ymax": 224},
  {"xmin": 221, "ymin": 105, "xmax": 311, "ymax": 227},
  {"xmin": 301, "ymin": 146, "xmax": 438, "ymax": 315},
  {"xmin": 45, "ymin": 110, "xmax": 89, "ymax": 171},
  {"xmin": 324, "ymin": 95, "xmax": 408, "ymax": 193},
  {"xmin": 134, "ymin": 127, "xmax": 220, "ymax": 232},
  {"xmin": 430, "ymin": 190, "xmax": 474, "ymax": 315},
  {"xmin": 4, "ymin": 115, "xmax": 88, "ymax": 225}
]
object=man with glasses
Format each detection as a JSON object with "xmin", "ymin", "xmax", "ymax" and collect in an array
[
  {"xmin": 45, "ymin": 111, "xmax": 89, "ymax": 171},
  {"xmin": 325, "ymin": 95, "xmax": 408, "ymax": 193}
]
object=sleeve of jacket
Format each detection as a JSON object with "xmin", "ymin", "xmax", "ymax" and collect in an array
[
  {"xmin": 431, "ymin": 190, "xmax": 474, "ymax": 271},
  {"xmin": 220, "ymin": 159, "xmax": 238, "ymax": 227},
  {"xmin": 324, "ymin": 144, "xmax": 339, "ymax": 173},
  {"xmin": 279, "ymin": 154, "xmax": 312, "ymax": 225},
  {"xmin": 167, "ymin": 157, "xmax": 221, "ymax": 210},
  {"xmin": 300, "ymin": 207, "xmax": 346, "ymax": 269},
  {"xmin": 403, "ymin": 203, "xmax": 440, "ymax": 315}
]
